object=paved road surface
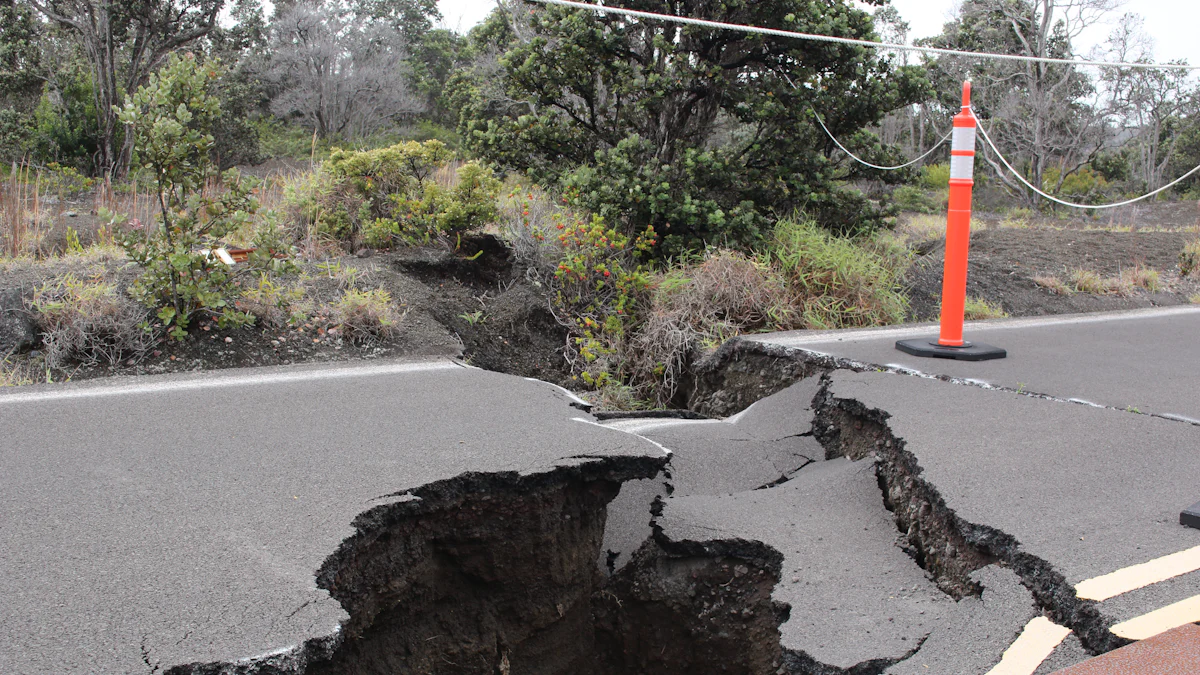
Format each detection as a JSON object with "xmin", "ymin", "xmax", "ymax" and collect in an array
[
  {"xmin": 749, "ymin": 306, "xmax": 1200, "ymax": 422},
  {"xmin": 0, "ymin": 359, "xmax": 666, "ymax": 674}
]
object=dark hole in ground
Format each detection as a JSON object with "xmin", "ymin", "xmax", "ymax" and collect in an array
[
  {"xmin": 394, "ymin": 234, "xmax": 514, "ymax": 289},
  {"xmin": 167, "ymin": 460, "xmax": 790, "ymax": 675}
]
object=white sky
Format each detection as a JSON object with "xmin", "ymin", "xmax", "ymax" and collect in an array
[
  {"xmin": 436, "ymin": 0, "xmax": 499, "ymax": 31},
  {"xmin": 437, "ymin": 0, "xmax": 1200, "ymax": 66}
]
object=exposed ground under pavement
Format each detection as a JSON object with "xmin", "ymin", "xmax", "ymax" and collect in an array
[{"xmin": 7, "ymin": 308, "xmax": 1200, "ymax": 674}]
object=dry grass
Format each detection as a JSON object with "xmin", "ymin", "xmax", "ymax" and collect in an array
[
  {"xmin": 896, "ymin": 214, "xmax": 946, "ymax": 242},
  {"xmin": 1120, "ymin": 265, "xmax": 1163, "ymax": 292},
  {"xmin": 0, "ymin": 352, "xmax": 52, "ymax": 387},
  {"xmin": 1069, "ymin": 268, "xmax": 1125, "ymax": 295},
  {"xmin": 1068, "ymin": 265, "xmax": 1162, "ymax": 296},
  {"xmin": 997, "ymin": 208, "xmax": 1034, "ymax": 230},
  {"xmin": 498, "ymin": 185, "xmax": 573, "ymax": 270},
  {"xmin": 625, "ymin": 250, "xmax": 798, "ymax": 406},
  {"xmin": 962, "ymin": 297, "xmax": 1008, "ymax": 320},
  {"xmin": 29, "ymin": 274, "xmax": 153, "ymax": 369},
  {"xmin": 1181, "ymin": 239, "xmax": 1200, "ymax": 278},
  {"xmin": 236, "ymin": 274, "xmax": 306, "ymax": 328},
  {"xmin": 1, "ymin": 164, "xmax": 48, "ymax": 257},
  {"xmin": 332, "ymin": 288, "xmax": 403, "ymax": 345},
  {"xmin": 1032, "ymin": 275, "xmax": 1073, "ymax": 295}
]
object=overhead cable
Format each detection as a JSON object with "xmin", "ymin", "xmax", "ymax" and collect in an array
[
  {"xmin": 973, "ymin": 111, "xmax": 1200, "ymax": 210},
  {"xmin": 526, "ymin": 0, "xmax": 1200, "ymax": 71},
  {"xmin": 811, "ymin": 109, "xmax": 952, "ymax": 171}
]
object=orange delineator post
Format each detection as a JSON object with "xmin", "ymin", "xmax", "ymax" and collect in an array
[
  {"xmin": 895, "ymin": 81, "xmax": 1006, "ymax": 362},
  {"xmin": 938, "ymin": 81, "xmax": 977, "ymax": 347}
]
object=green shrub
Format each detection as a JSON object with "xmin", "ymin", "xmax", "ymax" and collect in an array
[
  {"xmin": 29, "ymin": 68, "xmax": 102, "ymax": 174},
  {"xmin": 762, "ymin": 219, "xmax": 909, "ymax": 329},
  {"xmin": 116, "ymin": 54, "xmax": 284, "ymax": 339},
  {"xmin": 1044, "ymin": 166, "xmax": 1109, "ymax": 202},
  {"xmin": 892, "ymin": 185, "xmax": 940, "ymax": 214},
  {"xmin": 437, "ymin": 161, "xmax": 501, "ymax": 233},
  {"xmin": 41, "ymin": 163, "xmax": 94, "ymax": 198},
  {"xmin": 361, "ymin": 218, "xmax": 401, "ymax": 248},
  {"xmin": 30, "ymin": 274, "xmax": 152, "ymax": 368},
  {"xmin": 549, "ymin": 213, "xmax": 656, "ymax": 388},
  {"xmin": 297, "ymin": 141, "xmax": 500, "ymax": 247},
  {"xmin": 920, "ymin": 164, "xmax": 951, "ymax": 189}
]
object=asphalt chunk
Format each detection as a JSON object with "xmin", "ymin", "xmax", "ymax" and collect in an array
[
  {"xmin": 658, "ymin": 458, "xmax": 962, "ymax": 671},
  {"xmin": 817, "ymin": 369, "xmax": 1200, "ymax": 652}
]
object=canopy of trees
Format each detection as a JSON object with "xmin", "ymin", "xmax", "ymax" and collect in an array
[
  {"xmin": 450, "ymin": 0, "xmax": 928, "ymax": 255},
  {"xmin": 1, "ymin": 0, "xmax": 1198, "ymax": 238}
]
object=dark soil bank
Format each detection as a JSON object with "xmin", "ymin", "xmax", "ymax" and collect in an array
[
  {"xmin": 905, "ymin": 228, "xmax": 1200, "ymax": 320},
  {"xmin": 1, "ymin": 235, "xmax": 574, "ymax": 387}
]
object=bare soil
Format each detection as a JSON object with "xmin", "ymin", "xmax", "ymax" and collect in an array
[
  {"xmin": 5, "ymin": 215, "xmax": 1199, "ymax": 392},
  {"xmin": 1, "ymin": 235, "xmax": 572, "ymax": 388},
  {"xmin": 905, "ymin": 228, "xmax": 1200, "ymax": 321}
]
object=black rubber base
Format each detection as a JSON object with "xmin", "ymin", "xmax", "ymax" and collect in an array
[
  {"xmin": 1181, "ymin": 502, "xmax": 1200, "ymax": 530},
  {"xmin": 895, "ymin": 338, "xmax": 1007, "ymax": 362}
]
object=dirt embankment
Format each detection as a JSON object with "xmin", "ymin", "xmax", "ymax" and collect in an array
[
  {"xmin": 905, "ymin": 228, "xmax": 1200, "ymax": 321},
  {"xmin": 0, "ymin": 235, "xmax": 575, "ymax": 387}
]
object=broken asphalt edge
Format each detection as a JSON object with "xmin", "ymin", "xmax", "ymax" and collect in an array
[
  {"xmin": 810, "ymin": 373, "xmax": 1130, "ymax": 656},
  {"xmin": 158, "ymin": 451, "xmax": 670, "ymax": 675}
]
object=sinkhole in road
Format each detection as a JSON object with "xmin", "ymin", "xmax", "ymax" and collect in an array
[{"xmin": 167, "ymin": 457, "xmax": 791, "ymax": 675}]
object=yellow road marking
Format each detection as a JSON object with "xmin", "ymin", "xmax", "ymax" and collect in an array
[
  {"xmin": 985, "ymin": 617, "xmax": 1072, "ymax": 675},
  {"xmin": 1076, "ymin": 545, "xmax": 1200, "ymax": 602},
  {"xmin": 1110, "ymin": 594, "xmax": 1200, "ymax": 640}
]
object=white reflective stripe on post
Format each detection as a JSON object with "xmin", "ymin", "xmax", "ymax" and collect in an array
[
  {"xmin": 950, "ymin": 154, "xmax": 975, "ymax": 180},
  {"xmin": 952, "ymin": 126, "xmax": 977, "ymax": 152}
]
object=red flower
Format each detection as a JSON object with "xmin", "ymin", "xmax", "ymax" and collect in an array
[{"xmin": 603, "ymin": 270, "xmax": 611, "ymax": 277}]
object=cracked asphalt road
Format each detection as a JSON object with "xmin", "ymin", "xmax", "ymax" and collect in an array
[
  {"xmin": 0, "ymin": 359, "xmax": 666, "ymax": 674},
  {"xmin": 751, "ymin": 306, "xmax": 1200, "ymax": 421},
  {"xmin": 598, "ymin": 307, "xmax": 1200, "ymax": 672},
  {"xmin": 9, "ymin": 305, "xmax": 1200, "ymax": 674}
]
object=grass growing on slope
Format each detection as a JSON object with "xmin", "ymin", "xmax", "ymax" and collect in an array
[{"xmin": 762, "ymin": 218, "xmax": 910, "ymax": 330}]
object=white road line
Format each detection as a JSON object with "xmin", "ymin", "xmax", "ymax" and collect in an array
[
  {"xmin": 601, "ymin": 418, "xmax": 724, "ymax": 434},
  {"xmin": 0, "ymin": 360, "xmax": 463, "ymax": 405},
  {"xmin": 749, "ymin": 306, "xmax": 1200, "ymax": 348},
  {"xmin": 571, "ymin": 417, "xmax": 673, "ymax": 457},
  {"xmin": 1110, "ymin": 594, "xmax": 1200, "ymax": 640},
  {"xmin": 985, "ymin": 617, "xmax": 1072, "ymax": 675},
  {"xmin": 1076, "ymin": 545, "xmax": 1200, "ymax": 602}
]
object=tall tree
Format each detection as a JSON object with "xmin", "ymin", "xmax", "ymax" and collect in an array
[
  {"xmin": 451, "ymin": 0, "xmax": 928, "ymax": 256},
  {"xmin": 922, "ymin": 0, "xmax": 1117, "ymax": 205},
  {"xmin": 352, "ymin": 0, "xmax": 439, "ymax": 43},
  {"xmin": 0, "ymin": 0, "xmax": 44, "ymax": 107},
  {"xmin": 0, "ymin": 0, "xmax": 45, "ymax": 159},
  {"xmin": 267, "ymin": 0, "xmax": 422, "ymax": 139},
  {"xmin": 25, "ymin": 0, "xmax": 224, "ymax": 177},
  {"xmin": 1101, "ymin": 14, "xmax": 1194, "ymax": 192}
]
